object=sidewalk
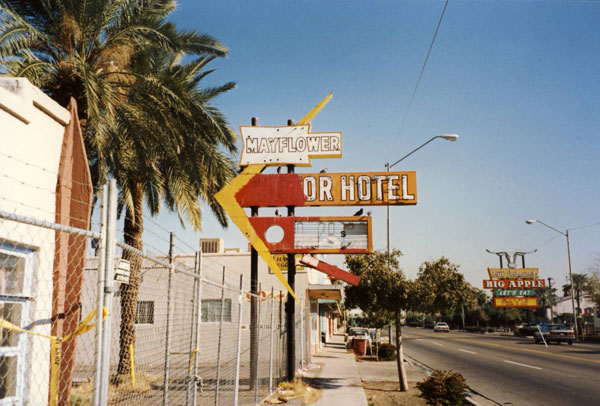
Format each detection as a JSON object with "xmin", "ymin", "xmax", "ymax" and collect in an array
[
  {"xmin": 300, "ymin": 334, "xmax": 429, "ymax": 406},
  {"xmin": 302, "ymin": 334, "xmax": 368, "ymax": 406}
]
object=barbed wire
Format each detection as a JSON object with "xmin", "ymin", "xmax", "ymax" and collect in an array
[
  {"xmin": 0, "ymin": 151, "xmax": 92, "ymax": 188},
  {"xmin": 0, "ymin": 195, "xmax": 93, "ymax": 224}
]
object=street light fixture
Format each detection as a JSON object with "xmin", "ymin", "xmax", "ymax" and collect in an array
[
  {"xmin": 525, "ymin": 219, "xmax": 578, "ymax": 339},
  {"xmin": 385, "ymin": 134, "xmax": 459, "ymax": 264}
]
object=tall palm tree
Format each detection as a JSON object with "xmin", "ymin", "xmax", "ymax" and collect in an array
[
  {"xmin": 1, "ymin": 0, "xmax": 238, "ymax": 376},
  {"xmin": 0, "ymin": 0, "xmax": 228, "ymax": 186},
  {"xmin": 108, "ymin": 47, "xmax": 237, "ymax": 374}
]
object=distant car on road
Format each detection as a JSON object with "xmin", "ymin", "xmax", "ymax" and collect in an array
[
  {"xmin": 433, "ymin": 322, "xmax": 450, "ymax": 333},
  {"xmin": 533, "ymin": 324, "xmax": 575, "ymax": 345}
]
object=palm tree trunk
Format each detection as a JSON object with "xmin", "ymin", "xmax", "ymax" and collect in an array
[
  {"xmin": 395, "ymin": 311, "xmax": 408, "ymax": 392},
  {"xmin": 117, "ymin": 182, "xmax": 144, "ymax": 375}
]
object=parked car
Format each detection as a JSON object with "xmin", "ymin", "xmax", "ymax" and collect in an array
[
  {"xmin": 533, "ymin": 324, "xmax": 575, "ymax": 345},
  {"xmin": 433, "ymin": 322, "xmax": 450, "ymax": 333}
]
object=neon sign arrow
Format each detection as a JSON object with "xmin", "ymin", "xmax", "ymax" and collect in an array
[{"xmin": 214, "ymin": 94, "xmax": 333, "ymax": 302}]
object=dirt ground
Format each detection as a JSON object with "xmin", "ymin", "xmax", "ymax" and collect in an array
[{"xmin": 362, "ymin": 381, "xmax": 429, "ymax": 406}]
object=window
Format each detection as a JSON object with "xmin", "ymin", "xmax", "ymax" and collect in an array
[
  {"xmin": 0, "ymin": 244, "xmax": 34, "ymax": 404},
  {"xmin": 135, "ymin": 301, "xmax": 154, "ymax": 324},
  {"xmin": 201, "ymin": 299, "xmax": 232, "ymax": 322}
]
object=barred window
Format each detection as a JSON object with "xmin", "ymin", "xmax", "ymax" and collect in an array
[
  {"xmin": 0, "ymin": 244, "xmax": 34, "ymax": 403},
  {"xmin": 136, "ymin": 301, "xmax": 154, "ymax": 324},
  {"xmin": 201, "ymin": 299, "xmax": 232, "ymax": 323}
]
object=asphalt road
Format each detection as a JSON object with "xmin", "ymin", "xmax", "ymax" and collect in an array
[{"xmin": 401, "ymin": 327, "xmax": 600, "ymax": 406}]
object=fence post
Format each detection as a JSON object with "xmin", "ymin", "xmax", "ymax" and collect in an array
[
  {"xmin": 93, "ymin": 184, "xmax": 107, "ymax": 405},
  {"xmin": 268, "ymin": 287, "xmax": 275, "ymax": 394},
  {"xmin": 193, "ymin": 250, "xmax": 203, "ymax": 406},
  {"xmin": 100, "ymin": 179, "xmax": 117, "ymax": 405},
  {"xmin": 214, "ymin": 266, "xmax": 226, "ymax": 406},
  {"xmin": 255, "ymin": 283, "xmax": 262, "ymax": 404},
  {"xmin": 233, "ymin": 274, "xmax": 244, "ymax": 406},
  {"xmin": 163, "ymin": 233, "xmax": 175, "ymax": 406},
  {"xmin": 187, "ymin": 250, "xmax": 202, "ymax": 405},
  {"xmin": 278, "ymin": 291, "xmax": 283, "ymax": 382}
]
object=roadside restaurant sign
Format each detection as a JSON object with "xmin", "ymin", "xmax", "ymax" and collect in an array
[
  {"xmin": 487, "ymin": 268, "xmax": 538, "ymax": 279},
  {"xmin": 494, "ymin": 289, "xmax": 536, "ymax": 297},
  {"xmin": 493, "ymin": 297, "xmax": 539, "ymax": 308},
  {"xmin": 483, "ymin": 279, "xmax": 545, "ymax": 289}
]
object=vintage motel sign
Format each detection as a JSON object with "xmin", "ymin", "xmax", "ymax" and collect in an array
[
  {"xmin": 483, "ymin": 279, "xmax": 545, "ymax": 289},
  {"xmin": 249, "ymin": 216, "xmax": 372, "ymax": 254},
  {"xmin": 215, "ymin": 94, "xmax": 335, "ymax": 302},
  {"xmin": 487, "ymin": 268, "xmax": 538, "ymax": 279},
  {"xmin": 235, "ymin": 172, "xmax": 417, "ymax": 207},
  {"xmin": 493, "ymin": 297, "xmax": 539, "ymax": 308},
  {"xmin": 239, "ymin": 125, "xmax": 342, "ymax": 166},
  {"xmin": 299, "ymin": 254, "xmax": 360, "ymax": 286}
]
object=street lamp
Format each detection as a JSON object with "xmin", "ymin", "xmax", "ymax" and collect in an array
[
  {"xmin": 525, "ymin": 219, "xmax": 578, "ymax": 339},
  {"xmin": 385, "ymin": 134, "xmax": 459, "ymax": 264}
]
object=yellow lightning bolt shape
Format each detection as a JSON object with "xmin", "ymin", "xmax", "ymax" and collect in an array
[{"xmin": 215, "ymin": 93, "xmax": 333, "ymax": 302}]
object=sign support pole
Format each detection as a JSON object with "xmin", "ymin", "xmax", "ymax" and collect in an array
[
  {"xmin": 286, "ymin": 119, "xmax": 296, "ymax": 381},
  {"xmin": 250, "ymin": 117, "xmax": 259, "ymax": 391}
]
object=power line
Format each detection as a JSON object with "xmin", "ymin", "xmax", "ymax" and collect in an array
[{"xmin": 388, "ymin": 0, "xmax": 450, "ymax": 163}]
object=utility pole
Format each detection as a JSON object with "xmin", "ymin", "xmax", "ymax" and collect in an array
[
  {"xmin": 249, "ymin": 117, "xmax": 259, "ymax": 390},
  {"xmin": 548, "ymin": 277, "xmax": 554, "ymax": 322},
  {"xmin": 286, "ymin": 118, "xmax": 296, "ymax": 381}
]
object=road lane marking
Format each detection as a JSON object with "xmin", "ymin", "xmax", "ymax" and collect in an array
[
  {"xmin": 432, "ymin": 342, "xmax": 443, "ymax": 346},
  {"xmin": 504, "ymin": 360, "xmax": 542, "ymax": 370},
  {"xmin": 454, "ymin": 338, "xmax": 600, "ymax": 365},
  {"xmin": 459, "ymin": 349, "xmax": 477, "ymax": 354}
]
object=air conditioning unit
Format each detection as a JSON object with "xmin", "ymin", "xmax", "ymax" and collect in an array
[{"xmin": 199, "ymin": 238, "xmax": 223, "ymax": 254}]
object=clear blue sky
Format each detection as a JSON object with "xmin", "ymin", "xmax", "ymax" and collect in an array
[{"xmin": 146, "ymin": 0, "xmax": 600, "ymax": 289}]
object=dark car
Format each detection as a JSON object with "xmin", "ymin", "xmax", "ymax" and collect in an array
[
  {"xmin": 533, "ymin": 324, "xmax": 575, "ymax": 345},
  {"xmin": 514, "ymin": 322, "xmax": 547, "ymax": 337}
]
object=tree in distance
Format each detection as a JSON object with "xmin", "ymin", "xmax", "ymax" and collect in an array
[
  {"xmin": 345, "ymin": 249, "xmax": 412, "ymax": 391},
  {"xmin": 413, "ymin": 257, "xmax": 477, "ymax": 320}
]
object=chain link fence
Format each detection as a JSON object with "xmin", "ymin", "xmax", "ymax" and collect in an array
[{"xmin": 0, "ymin": 178, "xmax": 312, "ymax": 405}]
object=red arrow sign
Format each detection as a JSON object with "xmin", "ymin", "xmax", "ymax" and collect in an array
[
  {"xmin": 235, "ymin": 171, "xmax": 417, "ymax": 207},
  {"xmin": 299, "ymin": 254, "xmax": 361, "ymax": 286}
]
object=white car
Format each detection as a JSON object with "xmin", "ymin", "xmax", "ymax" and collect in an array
[{"xmin": 433, "ymin": 322, "xmax": 450, "ymax": 333}]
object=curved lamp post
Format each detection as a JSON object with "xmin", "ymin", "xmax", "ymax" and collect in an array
[
  {"xmin": 525, "ymin": 219, "xmax": 578, "ymax": 340},
  {"xmin": 385, "ymin": 134, "xmax": 459, "ymax": 264}
]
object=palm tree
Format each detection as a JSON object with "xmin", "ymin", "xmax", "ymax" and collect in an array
[
  {"xmin": 536, "ymin": 287, "xmax": 557, "ymax": 321},
  {"xmin": 0, "ymin": 0, "xmax": 228, "ymax": 186},
  {"xmin": 108, "ymin": 47, "xmax": 237, "ymax": 374},
  {"xmin": 562, "ymin": 273, "xmax": 589, "ymax": 316},
  {"xmin": 1, "ymin": 0, "xmax": 238, "ymax": 376}
]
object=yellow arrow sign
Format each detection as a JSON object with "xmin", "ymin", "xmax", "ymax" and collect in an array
[{"xmin": 215, "ymin": 93, "xmax": 333, "ymax": 302}]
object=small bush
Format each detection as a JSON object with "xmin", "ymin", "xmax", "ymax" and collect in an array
[
  {"xmin": 416, "ymin": 369, "xmax": 468, "ymax": 406},
  {"xmin": 378, "ymin": 343, "xmax": 396, "ymax": 360}
]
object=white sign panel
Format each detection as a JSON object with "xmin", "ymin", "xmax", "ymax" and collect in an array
[
  {"xmin": 239, "ymin": 125, "xmax": 342, "ymax": 166},
  {"xmin": 115, "ymin": 259, "xmax": 131, "ymax": 284}
]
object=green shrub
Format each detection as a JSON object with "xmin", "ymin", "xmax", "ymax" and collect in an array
[
  {"xmin": 416, "ymin": 369, "xmax": 468, "ymax": 406},
  {"xmin": 378, "ymin": 343, "xmax": 396, "ymax": 360}
]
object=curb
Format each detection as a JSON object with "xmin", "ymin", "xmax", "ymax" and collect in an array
[{"xmin": 403, "ymin": 354, "xmax": 503, "ymax": 406}]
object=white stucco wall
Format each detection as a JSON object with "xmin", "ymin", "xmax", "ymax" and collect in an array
[{"xmin": 0, "ymin": 78, "xmax": 69, "ymax": 405}]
